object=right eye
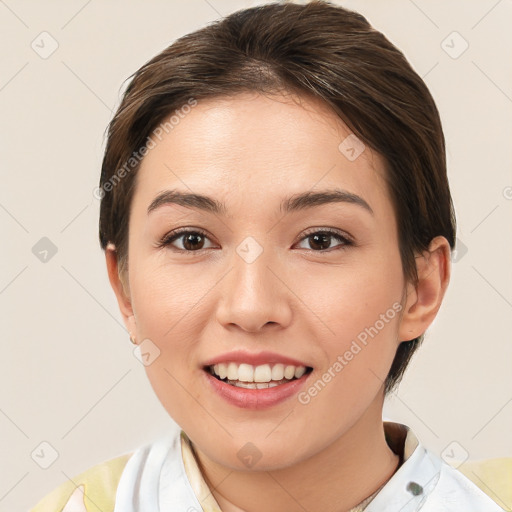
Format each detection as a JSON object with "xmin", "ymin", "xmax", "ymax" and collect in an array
[{"xmin": 157, "ymin": 228, "xmax": 216, "ymax": 252}]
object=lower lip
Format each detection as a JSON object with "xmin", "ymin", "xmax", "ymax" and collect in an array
[{"xmin": 203, "ymin": 369, "xmax": 311, "ymax": 410}]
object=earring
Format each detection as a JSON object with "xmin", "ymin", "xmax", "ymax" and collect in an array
[{"xmin": 129, "ymin": 332, "xmax": 137, "ymax": 345}]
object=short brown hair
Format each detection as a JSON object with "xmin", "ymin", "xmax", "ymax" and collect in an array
[{"xmin": 98, "ymin": 0, "xmax": 456, "ymax": 394}]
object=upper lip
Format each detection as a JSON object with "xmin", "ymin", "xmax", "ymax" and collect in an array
[{"xmin": 202, "ymin": 350, "xmax": 311, "ymax": 368}]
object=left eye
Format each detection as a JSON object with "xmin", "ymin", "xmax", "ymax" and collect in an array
[{"xmin": 295, "ymin": 230, "xmax": 352, "ymax": 251}]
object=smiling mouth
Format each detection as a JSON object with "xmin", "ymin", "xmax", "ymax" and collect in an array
[{"xmin": 205, "ymin": 362, "xmax": 313, "ymax": 389}]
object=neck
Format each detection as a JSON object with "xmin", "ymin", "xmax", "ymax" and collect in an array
[{"xmin": 192, "ymin": 394, "xmax": 400, "ymax": 512}]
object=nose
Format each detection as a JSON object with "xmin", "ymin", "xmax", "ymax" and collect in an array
[{"xmin": 215, "ymin": 245, "xmax": 293, "ymax": 333}]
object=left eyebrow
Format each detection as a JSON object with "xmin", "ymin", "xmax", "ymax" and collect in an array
[
  {"xmin": 282, "ymin": 189, "xmax": 373, "ymax": 215},
  {"xmin": 147, "ymin": 188, "xmax": 373, "ymax": 216}
]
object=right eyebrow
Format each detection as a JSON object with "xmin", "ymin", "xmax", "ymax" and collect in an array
[{"xmin": 147, "ymin": 190, "xmax": 227, "ymax": 216}]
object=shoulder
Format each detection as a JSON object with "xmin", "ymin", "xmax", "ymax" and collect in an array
[
  {"xmin": 457, "ymin": 457, "xmax": 512, "ymax": 511},
  {"xmin": 384, "ymin": 422, "xmax": 510, "ymax": 511},
  {"xmin": 432, "ymin": 454, "xmax": 511, "ymax": 511},
  {"xmin": 30, "ymin": 452, "xmax": 133, "ymax": 512}
]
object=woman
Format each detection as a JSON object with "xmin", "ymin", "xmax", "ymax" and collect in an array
[{"xmin": 31, "ymin": 1, "xmax": 508, "ymax": 510}]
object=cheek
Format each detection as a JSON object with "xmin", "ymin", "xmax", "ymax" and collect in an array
[
  {"xmin": 296, "ymin": 251, "xmax": 404, "ymax": 347},
  {"xmin": 292, "ymin": 249, "xmax": 404, "ymax": 403},
  {"xmin": 294, "ymin": 270, "xmax": 403, "ymax": 439},
  {"xmin": 128, "ymin": 262, "xmax": 206, "ymax": 397},
  {"xmin": 129, "ymin": 264, "xmax": 208, "ymax": 427},
  {"xmin": 129, "ymin": 258, "xmax": 210, "ymax": 341}
]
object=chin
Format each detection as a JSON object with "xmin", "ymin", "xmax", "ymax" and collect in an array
[{"xmin": 193, "ymin": 427, "xmax": 317, "ymax": 472}]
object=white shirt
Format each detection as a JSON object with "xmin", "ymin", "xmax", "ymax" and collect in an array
[{"xmin": 112, "ymin": 422, "xmax": 505, "ymax": 511}]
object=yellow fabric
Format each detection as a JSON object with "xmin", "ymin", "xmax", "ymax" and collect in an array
[
  {"xmin": 181, "ymin": 431, "xmax": 222, "ymax": 512},
  {"xmin": 30, "ymin": 453, "xmax": 132, "ymax": 512},
  {"xmin": 458, "ymin": 457, "xmax": 512, "ymax": 511}
]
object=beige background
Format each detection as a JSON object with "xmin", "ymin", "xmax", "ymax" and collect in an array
[{"xmin": 1, "ymin": 1, "xmax": 511, "ymax": 510}]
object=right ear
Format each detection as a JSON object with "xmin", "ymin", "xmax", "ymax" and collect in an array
[{"xmin": 105, "ymin": 243, "xmax": 138, "ymax": 339}]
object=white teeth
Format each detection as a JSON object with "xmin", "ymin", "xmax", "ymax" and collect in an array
[
  {"xmin": 233, "ymin": 381, "xmax": 257, "ymax": 389},
  {"xmin": 228, "ymin": 381, "xmax": 279, "ymax": 389},
  {"xmin": 238, "ymin": 363, "xmax": 254, "ymax": 382},
  {"xmin": 294, "ymin": 366, "xmax": 306, "ymax": 378},
  {"xmin": 254, "ymin": 364, "xmax": 272, "ymax": 382},
  {"xmin": 271, "ymin": 364, "xmax": 285, "ymax": 381},
  {"xmin": 227, "ymin": 362, "xmax": 238, "ymax": 380},
  {"xmin": 284, "ymin": 365, "xmax": 296, "ymax": 380},
  {"xmin": 210, "ymin": 362, "xmax": 308, "ymax": 384},
  {"xmin": 217, "ymin": 363, "xmax": 228, "ymax": 380}
]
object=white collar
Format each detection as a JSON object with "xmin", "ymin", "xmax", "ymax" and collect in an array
[{"xmin": 113, "ymin": 422, "xmax": 504, "ymax": 511}]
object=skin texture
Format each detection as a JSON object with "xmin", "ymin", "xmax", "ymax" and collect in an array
[{"xmin": 105, "ymin": 91, "xmax": 451, "ymax": 512}]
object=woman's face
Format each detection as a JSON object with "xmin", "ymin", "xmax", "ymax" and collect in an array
[{"xmin": 121, "ymin": 91, "xmax": 409, "ymax": 470}]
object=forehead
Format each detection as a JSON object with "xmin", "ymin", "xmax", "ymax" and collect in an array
[{"xmin": 134, "ymin": 91, "xmax": 391, "ymax": 217}]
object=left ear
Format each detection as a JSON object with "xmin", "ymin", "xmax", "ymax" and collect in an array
[{"xmin": 398, "ymin": 236, "xmax": 452, "ymax": 342}]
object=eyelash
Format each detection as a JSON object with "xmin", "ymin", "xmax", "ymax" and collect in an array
[{"xmin": 156, "ymin": 227, "xmax": 354, "ymax": 254}]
